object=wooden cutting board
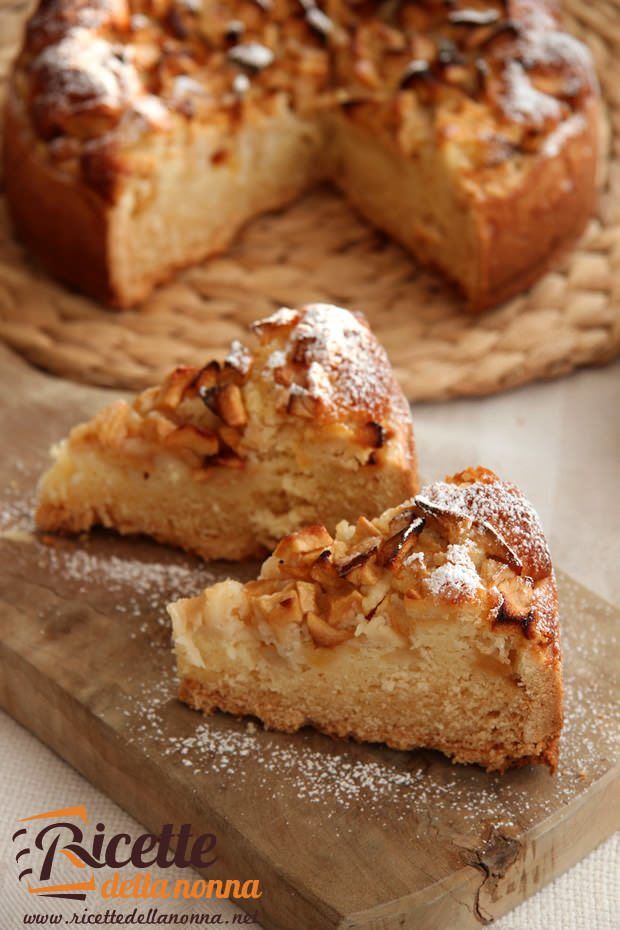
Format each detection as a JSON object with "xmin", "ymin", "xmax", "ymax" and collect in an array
[{"xmin": 0, "ymin": 344, "xmax": 618, "ymax": 930}]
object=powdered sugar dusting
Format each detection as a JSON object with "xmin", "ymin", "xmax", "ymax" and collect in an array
[
  {"xmin": 36, "ymin": 546, "xmax": 214, "ymax": 632},
  {"xmin": 0, "ymin": 464, "xmax": 33, "ymax": 533},
  {"xmin": 501, "ymin": 60, "xmax": 562, "ymax": 127},
  {"xmin": 160, "ymin": 722, "xmax": 424, "ymax": 807},
  {"xmin": 541, "ymin": 113, "xmax": 586, "ymax": 158},
  {"xmin": 33, "ymin": 31, "xmax": 139, "ymax": 114},
  {"xmin": 227, "ymin": 41, "xmax": 274, "ymax": 72},
  {"xmin": 305, "ymin": 359, "xmax": 332, "ymax": 400},
  {"xmin": 426, "ymin": 544, "xmax": 481, "ymax": 600},
  {"xmin": 403, "ymin": 550, "xmax": 425, "ymax": 569},
  {"xmin": 225, "ymin": 339, "xmax": 253, "ymax": 375},
  {"xmin": 263, "ymin": 348, "xmax": 287, "ymax": 375},
  {"xmin": 131, "ymin": 94, "xmax": 170, "ymax": 128},
  {"xmin": 262, "ymin": 304, "xmax": 396, "ymax": 419},
  {"xmin": 497, "ymin": 2, "xmax": 594, "ymax": 134},
  {"xmin": 420, "ymin": 476, "xmax": 551, "ymax": 581},
  {"xmin": 294, "ymin": 303, "xmax": 366, "ymax": 347}
]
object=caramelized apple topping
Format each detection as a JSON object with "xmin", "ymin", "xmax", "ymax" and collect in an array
[
  {"xmin": 252, "ymin": 584, "xmax": 304, "ymax": 627},
  {"xmin": 306, "ymin": 611, "xmax": 353, "ymax": 647},
  {"xmin": 471, "ymin": 520, "xmax": 522, "ymax": 574},
  {"xmin": 356, "ymin": 421, "xmax": 385, "ymax": 449},
  {"xmin": 413, "ymin": 491, "xmax": 522, "ymax": 574},
  {"xmin": 249, "ymin": 469, "xmax": 552, "ymax": 647},
  {"xmin": 156, "ymin": 366, "xmax": 197, "ymax": 411},
  {"xmin": 19, "ymin": 0, "xmax": 596, "ymax": 218},
  {"xmin": 125, "ymin": 346, "xmax": 255, "ymax": 472},
  {"xmin": 275, "ymin": 525, "xmax": 333, "ymax": 557},
  {"xmin": 309, "ymin": 550, "xmax": 347, "ymax": 592},
  {"xmin": 286, "ymin": 390, "xmax": 321, "ymax": 419},
  {"xmin": 376, "ymin": 514, "xmax": 425, "ymax": 568},
  {"xmin": 493, "ymin": 573, "xmax": 535, "ymax": 635},
  {"xmin": 351, "ymin": 515, "xmax": 382, "ymax": 542},
  {"xmin": 202, "ymin": 383, "xmax": 248, "ymax": 428},
  {"xmin": 336, "ymin": 539, "xmax": 379, "ymax": 578},
  {"xmin": 163, "ymin": 424, "xmax": 219, "ymax": 463},
  {"xmin": 210, "ymin": 449, "xmax": 244, "ymax": 469},
  {"xmin": 251, "ymin": 309, "xmax": 300, "ymax": 343}
]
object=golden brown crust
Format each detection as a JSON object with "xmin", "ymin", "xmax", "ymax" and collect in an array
[
  {"xmin": 4, "ymin": 0, "xmax": 600, "ymax": 309},
  {"xmin": 467, "ymin": 100, "xmax": 600, "ymax": 309},
  {"xmin": 3, "ymin": 93, "xmax": 117, "ymax": 302}
]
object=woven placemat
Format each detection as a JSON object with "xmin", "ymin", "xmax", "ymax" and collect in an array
[{"xmin": 0, "ymin": 0, "xmax": 619, "ymax": 402}]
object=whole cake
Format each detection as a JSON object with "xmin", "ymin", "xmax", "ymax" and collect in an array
[
  {"xmin": 4, "ymin": 0, "xmax": 599, "ymax": 309},
  {"xmin": 36, "ymin": 303, "xmax": 417, "ymax": 559},
  {"xmin": 170, "ymin": 467, "xmax": 562, "ymax": 771}
]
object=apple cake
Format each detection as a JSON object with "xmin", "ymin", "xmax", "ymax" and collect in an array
[
  {"xmin": 4, "ymin": 0, "xmax": 599, "ymax": 310},
  {"xmin": 36, "ymin": 303, "xmax": 417, "ymax": 559},
  {"xmin": 170, "ymin": 466, "xmax": 562, "ymax": 771}
]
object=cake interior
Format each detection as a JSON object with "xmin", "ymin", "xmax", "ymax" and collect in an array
[
  {"xmin": 111, "ymin": 104, "xmax": 326, "ymax": 303},
  {"xmin": 172, "ymin": 577, "xmax": 559, "ymax": 772},
  {"xmin": 110, "ymin": 102, "xmax": 483, "ymax": 305},
  {"xmin": 37, "ymin": 422, "xmax": 411, "ymax": 561}
]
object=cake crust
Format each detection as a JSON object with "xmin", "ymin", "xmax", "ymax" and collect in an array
[
  {"xmin": 170, "ymin": 467, "xmax": 562, "ymax": 772},
  {"xmin": 4, "ymin": 0, "xmax": 600, "ymax": 310}
]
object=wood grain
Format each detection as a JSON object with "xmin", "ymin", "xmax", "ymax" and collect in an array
[{"xmin": 0, "ymin": 344, "xmax": 618, "ymax": 930}]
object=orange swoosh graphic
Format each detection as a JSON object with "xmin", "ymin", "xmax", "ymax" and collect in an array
[
  {"xmin": 27, "ymin": 875, "xmax": 96, "ymax": 895},
  {"xmin": 61, "ymin": 849, "xmax": 86, "ymax": 869},
  {"xmin": 19, "ymin": 806, "xmax": 88, "ymax": 824}
]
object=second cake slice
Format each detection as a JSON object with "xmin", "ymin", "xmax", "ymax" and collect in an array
[
  {"xmin": 36, "ymin": 304, "xmax": 417, "ymax": 559},
  {"xmin": 169, "ymin": 467, "xmax": 562, "ymax": 772}
]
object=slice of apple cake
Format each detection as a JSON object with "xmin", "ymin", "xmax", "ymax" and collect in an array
[
  {"xmin": 169, "ymin": 467, "xmax": 562, "ymax": 771},
  {"xmin": 36, "ymin": 304, "xmax": 417, "ymax": 560}
]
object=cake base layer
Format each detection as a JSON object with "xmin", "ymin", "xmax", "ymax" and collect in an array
[
  {"xmin": 36, "ymin": 438, "xmax": 414, "ymax": 561},
  {"xmin": 172, "ymin": 586, "xmax": 561, "ymax": 772},
  {"xmin": 180, "ymin": 677, "xmax": 558, "ymax": 773}
]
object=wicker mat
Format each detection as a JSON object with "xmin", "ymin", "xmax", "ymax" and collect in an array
[{"xmin": 0, "ymin": 0, "xmax": 619, "ymax": 402}]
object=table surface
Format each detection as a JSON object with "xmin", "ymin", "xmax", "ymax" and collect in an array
[{"xmin": 1, "ymin": 353, "xmax": 618, "ymax": 929}]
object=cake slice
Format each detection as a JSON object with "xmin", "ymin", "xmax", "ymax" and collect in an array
[
  {"xmin": 36, "ymin": 304, "xmax": 417, "ymax": 560},
  {"xmin": 169, "ymin": 467, "xmax": 562, "ymax": 771}
]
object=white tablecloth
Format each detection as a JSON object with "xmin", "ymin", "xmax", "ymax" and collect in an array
[{"xmin": 1, "ymin": 361, "xmax": 619, "ymax": 928}]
